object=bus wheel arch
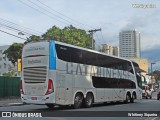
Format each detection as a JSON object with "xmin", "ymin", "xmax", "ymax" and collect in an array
[
  {"xmin": 83, "ymin": 92, "xmax": 94, "ymax": 108},
  {"xmin": 73, "ymin": 92, "xmax": 84, "ymax": 109}
]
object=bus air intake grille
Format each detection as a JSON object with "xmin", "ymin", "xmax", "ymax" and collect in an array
[{"xmin": 23, "ymin": 66, "xmax": 47, "ymax": 83}]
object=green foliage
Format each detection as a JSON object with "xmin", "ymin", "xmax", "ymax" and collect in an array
[
  {"xmin": 25, "ymin": 35, "xmax": 41, "ymax": 43},
  {"xmin": 28, "ymin": 25, "xmax": 91, "ymax": 48},
  {"xmin": 4, "ymin": 25, "xmax": 91, "ymax": 67},
  {"xmin": 3, "ymin": 70, "xmax": 17, "ymax": 77},
  {"xmin": 3, "ymin": 43, "xmax": 23, "ymax": 66}
]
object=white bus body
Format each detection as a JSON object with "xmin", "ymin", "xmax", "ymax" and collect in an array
[{"xmin": 21, "ymin": 40, "xmax": 142, "ymax": 108}]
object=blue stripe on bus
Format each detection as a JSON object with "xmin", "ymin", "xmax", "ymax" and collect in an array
[{"xmin": 49, "ymin": 40, "xmax": 56, "ymax": 70}]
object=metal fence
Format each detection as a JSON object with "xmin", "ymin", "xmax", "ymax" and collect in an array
[{"xmin": 0, "ymin": 77, "xmax": 20, "ymax": 97}]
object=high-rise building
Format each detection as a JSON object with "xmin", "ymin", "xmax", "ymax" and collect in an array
[
  {"xmin": 99, "ymin": 44, "xmax": 119, "ymax": 56},
  {"xmin": 119, "ymin": 29, "xmax": 140, "ymax": 58}
]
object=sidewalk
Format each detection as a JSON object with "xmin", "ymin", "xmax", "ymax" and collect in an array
[{"xmin": 0, "ymin": 97, "xmax": 23, "ymax": 107}]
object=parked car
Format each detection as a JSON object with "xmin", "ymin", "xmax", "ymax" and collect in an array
[{"xmin": 142, "ymin": 85, "xmax": 152, "ymax": 99}]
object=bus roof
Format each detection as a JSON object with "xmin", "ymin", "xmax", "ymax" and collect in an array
[{"xmin": 25, "ymin": 40, "xmax": 132, "ymax": 63}]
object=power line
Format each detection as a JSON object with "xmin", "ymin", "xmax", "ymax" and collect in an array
[
  {"xmin": 27, "ymin": 0, "xmax": 81, "ymax": 28},
  {"xmin": 100, "ymin": 31, "xmax": 106, "ymax": 43},
  {"xmin": 36, "ymin": 0, "xmax": 95, "ymax": 30},
  {"xmin": 0, "ymin": 23, "xmax": 34, "ymax": 36},
  {"xmin": 0, "ymin": 18, "xmax": 42, "ymax": 35},
  {"xmin": 17, "ymin": 0, "xmax": 70, "ymax": 26},
  {"xmin": 27, "ymin": 0, "xmax": 92, "ymax": 30},
  {"xmin": 17, "ymin": 0, "xmax": 102, "ymax": 47},
  {"xmin": 0, "ymin": 29, "xmax": 27, "ymax": 40},
  {"xmin": 19, "ymin": 0, "xmax": 95, "ymax": 30}
]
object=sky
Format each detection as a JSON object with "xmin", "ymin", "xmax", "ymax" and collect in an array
[{"xmin": 0, "ymin": 0, "xmax": 160, "ymax": 69}]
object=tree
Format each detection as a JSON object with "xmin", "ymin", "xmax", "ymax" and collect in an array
[
  {"xmin": 40, "ymin": 25, "xmax": 91, "ymax": 48},
  {"xmin": 4, "ymin": 25, "xmax": 91, "ymax": 67},
  {"xmin": 3, "ymin": 43, "xmax": 23, "ymax": 66},
  {"xmin": 3, "ymin": 70, "xmax": 17, "ymax": 77},
  {"xmin": 25, "ymin": 35, "xmax": 41, "ymax": 44}
]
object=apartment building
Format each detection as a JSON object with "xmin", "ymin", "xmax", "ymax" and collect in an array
[{"xmin": 119, "ymin": 29, "xmax": 140, "ymax": 58}]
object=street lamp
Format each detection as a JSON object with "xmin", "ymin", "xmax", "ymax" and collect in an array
[
  {"xmin": 150, "ymin": 62, "xmax": 156, "ymax": 83},
  {"xmin": 151, "ymin": 62, "xmax": 156, "ymax": 74}
]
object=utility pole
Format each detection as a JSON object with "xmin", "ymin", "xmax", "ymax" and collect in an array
[{"xmin": 88, "ymin": 28, "xmax": 101, "ymax": 50}]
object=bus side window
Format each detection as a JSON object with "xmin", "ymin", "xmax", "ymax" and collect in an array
[
  {"xmin": 70, "ymin": 48, "xmax": 83, "ymax": 64},
  {"xmin": 83, "ymin": 51, "xmax": 97, "ymax": 66},
  {"xmin": 55, "ymin": 44, "xmax": 71, "ymax": 62}
]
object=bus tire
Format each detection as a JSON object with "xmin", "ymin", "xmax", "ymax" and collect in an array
[
  {"xmin": 84, "ymin": 93, "xmax": 93, "ymax": 108},
  {"xmin": 130, "ymin": 93, "xmax": 136, "ymax": 103},
  {"xmin": 46, "ymin": 104, "xmax": 55, "ymax": 109},
  {"xmin": 124, "ymin": 94, "xmax": 130, "ymax": 104},
  {"xmin": 73, "ymin": 93, "xmax": 83, "ymax": 109}
]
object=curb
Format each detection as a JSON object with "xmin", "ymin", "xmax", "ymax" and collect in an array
[{"xmin": 0, "ymin": 103, "xmax": 24, "ymax": 107}]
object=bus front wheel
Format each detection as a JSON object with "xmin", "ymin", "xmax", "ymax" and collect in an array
[{"xmin": 73, "ymin": 93, "xmax": 83, "ymax": 109}]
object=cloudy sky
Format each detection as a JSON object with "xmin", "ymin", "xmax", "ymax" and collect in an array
[{"xmin": 0, "ymin": 0, "xmax": 160, "ymax": 69}]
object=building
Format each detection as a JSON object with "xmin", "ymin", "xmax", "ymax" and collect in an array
[
  {"xmin": 99, "ymin": 44, "xmax": 119, "ymax": 56},
  {"xmin": 130, "ymin": 58, "xmax": 148, "ymax": 73},
  {"xmin": 0, "ymin": 45, "xmax": 15, "ymax": 76},
  {"xmin": 119, "ymin": 29, "xmax": 140, "ymax": 58},
  {"xmin": 130, "ymin": 58, "xmax": 155, "ymax": 83},
  {"xmin": 112, "ymin": 46, "xmax": 119, "ymax": 57}
]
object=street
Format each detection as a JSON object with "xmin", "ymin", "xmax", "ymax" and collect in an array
[{"xmin": 0, "ymin": 97, "xmax": 160, "ymax": 120}]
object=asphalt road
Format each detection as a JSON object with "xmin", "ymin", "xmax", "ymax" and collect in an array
[
  {"xmin": 0, "ymin": 92, "xmax": 159, "ymax": 120},
  {"xmin": 0, "ymin": 98, "xmax": 160, "ymax": 120}
]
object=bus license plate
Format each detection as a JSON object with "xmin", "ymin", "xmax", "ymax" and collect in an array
[{"xmin": 31, "ymin": 97, "xmax": 37, "ymax": 100}]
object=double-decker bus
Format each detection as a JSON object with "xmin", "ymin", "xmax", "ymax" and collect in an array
[{"xmin": 21, "ymin": 40, "xmax": 142, "ymax": 109}]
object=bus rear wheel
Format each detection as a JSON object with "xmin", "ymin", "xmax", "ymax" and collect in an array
[
  {"xmin": 124, "ymin": 94, "xmax": 131, "ymax": 104},
  {"xmin": 130, "ymin": 93, "xmax": 136, "ymax": 103},
  {"xmin": 73, "ymin": 93, "xmax": 83, "ymax": 109},
  {"xmin": 83, "ymin": 93, "xmax": 93, "ymax": 108}
]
